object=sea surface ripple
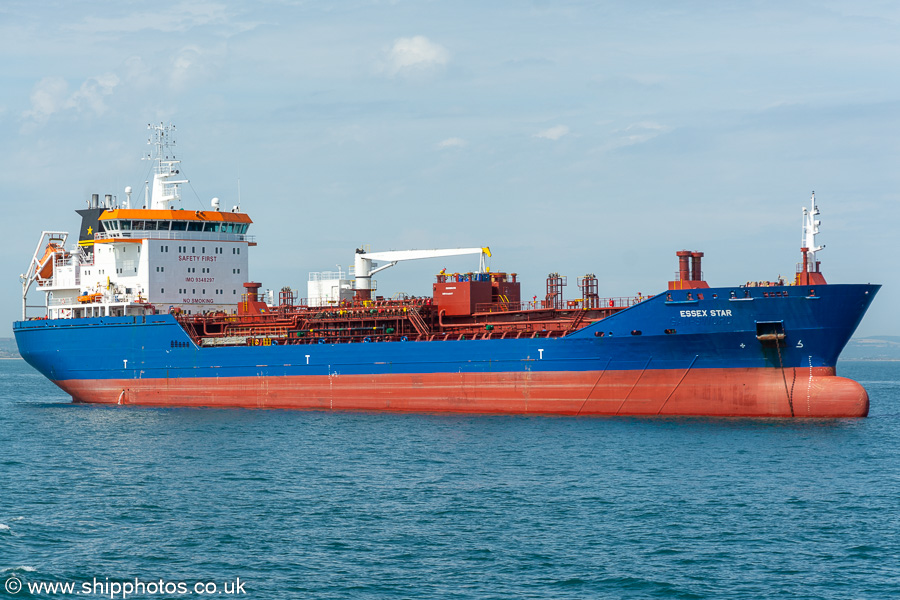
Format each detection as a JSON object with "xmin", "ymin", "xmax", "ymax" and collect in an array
[{"xmin": 2, "ymin": 360, "xmax": 899, "ymax": 599}]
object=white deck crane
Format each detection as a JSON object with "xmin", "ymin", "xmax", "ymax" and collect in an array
[{"xmin": 353, "ymin": 246, "xmax": 491, "ymax": 300}]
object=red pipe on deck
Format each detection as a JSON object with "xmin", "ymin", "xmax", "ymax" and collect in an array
[
  {"xmin": 799, "ymin": 247, "xmax": 809, "ymax": 285},
  {"xmin": 244, "ymin": 282, "xmax": 262, "ymax": 302}
]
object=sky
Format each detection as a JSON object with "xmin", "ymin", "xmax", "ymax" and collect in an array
[{"xmin": 1, "ymin": 0, "xmax": 898, "ymax": 337}]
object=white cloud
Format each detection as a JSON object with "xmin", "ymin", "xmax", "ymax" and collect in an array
[
  {"xmin": 121, "ymin": 56, "xmax": 154, "ymax": 89},
  {"xmin": 67, "ymin": 1, "xmax": 237, "ymax": 34},
  {"xmin": 21, "ymin": 73, "xmax": 119, "ymax": 125},
  {"xmin": 20, "ymin": 42, "xmax": 225, "ymax": 128},
  {"xmin": 534, "ymin": 125, "xmax": 570, "ymax": 140},
  {"xmin": 381, "ymin": 36, "xmax": 449, "ymax": 77},
  {"xmin": 22, "ymin": 77, "xmax": 69, "ymax": 124},
  {"xmin": 170, "ymin": 46, "xmax": 207, "ymax": 91},
  {"xmin": 612, "ymin": 121, "xmax": 671, "ymax": 147},
  {"xmin": 67, "ymin": 74, "xmax": 119, "ymax": 115},
  {"xmin": 437, "ymin": 137, "xmax": 466, "ymax": 149}
]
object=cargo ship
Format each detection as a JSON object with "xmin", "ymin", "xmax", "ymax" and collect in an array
[{"xmin": 13, "ymin": 124, "xmax": 879, "ymax": 417}]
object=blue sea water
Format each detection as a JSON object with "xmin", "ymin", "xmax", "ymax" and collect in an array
[{"xmin": 1, "ymin": 359, "xmax": 899, "ymax": 600}]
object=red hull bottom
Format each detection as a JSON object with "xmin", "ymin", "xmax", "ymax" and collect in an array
[{"xmin": 53, "ymin": 367, "xmax": 868, "ymax": 418}]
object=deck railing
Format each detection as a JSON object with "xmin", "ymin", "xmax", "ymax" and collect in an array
[
  {"xmin": 475, "ymin": 296, "xmax": 644, "ymax": 313},
  {"xmin": 94, "ymin": 231, "xmax": 255, "ymax": 243}
]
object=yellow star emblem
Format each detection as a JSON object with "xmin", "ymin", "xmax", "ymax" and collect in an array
[{"xmin": 87, "ymin": 226, "xmax": 93, "ymax": 234}]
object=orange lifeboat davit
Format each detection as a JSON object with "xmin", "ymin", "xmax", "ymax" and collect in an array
[{"xmin": 37, "ymin": 241, "xmax": 66, "ymax": 280}]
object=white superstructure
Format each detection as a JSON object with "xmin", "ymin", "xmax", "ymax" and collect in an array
[{"xmin": 21, "ymin": 124, "xmax": 254, "ymax": 319}]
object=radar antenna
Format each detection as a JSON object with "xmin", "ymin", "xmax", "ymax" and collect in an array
[{"xmin": 143, "ymin": 123, "xmax": 189, "ymax": 210}]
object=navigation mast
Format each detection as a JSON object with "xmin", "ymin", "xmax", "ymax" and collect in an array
[{"xmin": 144, "ymin": 123, "xmax": 189, "ymax": 210}]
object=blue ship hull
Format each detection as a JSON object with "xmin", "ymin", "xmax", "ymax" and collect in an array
[{"xmin": 13, "ymin": 283, "xmax": 879, "ymax": 417}]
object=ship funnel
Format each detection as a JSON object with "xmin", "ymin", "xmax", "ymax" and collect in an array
[
  {"xmin": 669, "ymin": 250, "xmax": 709, "ymax": 290},
  {"xmin": 676, "ymin": 251, "xmax": 691, "ymax": 282},
  {"xmin": 691, "ymin": 252, "xmax": 704, "ymax": 281}
]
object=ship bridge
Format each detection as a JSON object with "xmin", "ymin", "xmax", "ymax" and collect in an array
[{"xmin": 96, "ymin": 209, "xmax": 253, "ymax": 242}]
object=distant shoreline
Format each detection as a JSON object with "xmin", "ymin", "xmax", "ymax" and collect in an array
[
  {"xmin": 1, "ymin": 357, "xmax": 897, "ymax": 362},
  {"xmin": 1, "ymin": 356, "xmax": 898, "ymax": 362},
  {"xmin": 841, "ymin": 358, "xmax": 900, "ymax": 362}
]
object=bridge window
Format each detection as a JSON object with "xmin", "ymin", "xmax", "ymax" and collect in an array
[
  {"xmin": 120, "ymin": 220, "xmax": 131, "ymax": 231},
  {"xmin": 171, "ymin": 221, "xmax": 187, "ymax": 231},
  {"xmin": 204, "ymin": 223, "xmax": 218, "ymax": 232},
  {"xmin": 188, "ymin": 222, "xmax": 203, "ymax": 232}
]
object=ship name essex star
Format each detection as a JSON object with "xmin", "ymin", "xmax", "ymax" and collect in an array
[{"xmin": 679, "ymin": 309, "xmax": 733, "ymax": 318}]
